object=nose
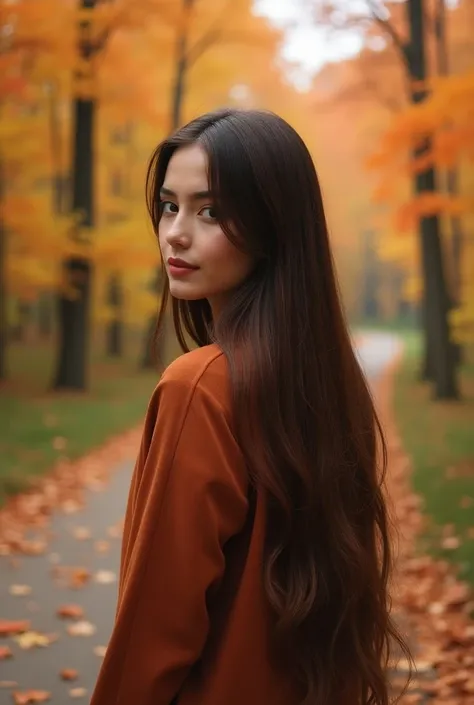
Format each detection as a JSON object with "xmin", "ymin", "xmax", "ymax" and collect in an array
[{"xmin": 164, "ymin": 212, "xmax": 192, "ymax": 250}]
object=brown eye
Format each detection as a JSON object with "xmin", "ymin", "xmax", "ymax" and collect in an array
[
  {"xmin": 160, "ymin": 201, "xmax": 178, "ymax": 214},
  {"xmin": 200, "ymin": 206, "xmax": 218, "ymax": 220}
]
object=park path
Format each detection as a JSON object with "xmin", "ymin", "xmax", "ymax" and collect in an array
[{"xmin": 0, "ymin": 333, "xmax": 402, "ymax": 703}]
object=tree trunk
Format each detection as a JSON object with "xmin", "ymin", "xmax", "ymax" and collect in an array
[
  {"xmin": 107, "ymin": 318, "xmax": 122, "ymax": 357},
  {"xmin": 106, "ymin": 273, "xmax": 123, "ymax": 357},
  {"xmin": 52, "ymin": 0, "xmax": 97, "ymax": 390},
  {"xmin": 435, "ymin": 0, "xmax": 463, "ymax": 369},
  {"xmin": 171, "ymin": 3, "xmax": 190, "ymax": 132},
  {"xmin": 141, "ymin": 0, "xmax": 193, "ymax": 369},
  {"xmin": 0, "ymin": 156, "xmax": 6, "ymax": 381},
  {"xmin": 14, "ymin": 301, "xmax": 31, "ymax": 342},
  {"xmin": 407, "ymin": 0, "xmax": 458, "ymax": 399},
  {"xmin": 52, "ymin": 96, "xmax": 94, "ymax": 390},
  {"xmin": 38, "ymin": 292, "xmax": 53, "ymax": 339}
]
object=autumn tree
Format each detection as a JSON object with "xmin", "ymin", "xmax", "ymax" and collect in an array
[
  {"xmin": 370, "ymin": 68, "xmax": 474, "ymax": 343},
  {"xmin": 302, "ymin": 0, "xmax": 458, "ymax": 398},
  {"xmin": 140, "ymin": 0, "xmax": 282, "ymax": 368},
  {"xmin": 0, "ymin": 0, "xmax": 74, "ymax": 379}
]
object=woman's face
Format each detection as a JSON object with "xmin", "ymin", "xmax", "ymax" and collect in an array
[{"xmin": 158, "ymin": 144, "xmax": 255, "ymax": 317}]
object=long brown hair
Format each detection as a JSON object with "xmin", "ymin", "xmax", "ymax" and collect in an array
[{"xmin": 146, "ymin": 109, "xmax": 411, "ymax": 705}]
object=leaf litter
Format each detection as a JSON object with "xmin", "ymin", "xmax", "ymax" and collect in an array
[
  {"xmin": 377, "ymin": 356, "xmax": 474, "ymax": 705},
  {"xmin": 0, "ymin": 428, "xmax": 140, "ymax": 555}
]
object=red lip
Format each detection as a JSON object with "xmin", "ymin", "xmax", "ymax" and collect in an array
[{"xmin": 168, "ymin": 257, "xmax": 199, "ymax": 270}]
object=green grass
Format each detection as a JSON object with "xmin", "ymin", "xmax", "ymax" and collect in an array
[
  {"xmin": 393, "ymin": 333, "xmax": 474, "ymax": 586},
  {"xmin": 0, "ymin": 328, "xmax": 177, "ymax": 505}
]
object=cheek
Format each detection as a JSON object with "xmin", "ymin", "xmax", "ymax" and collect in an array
[{"xmin": 207, "ymin": 232, "xmax": 252, "ymax": 273}]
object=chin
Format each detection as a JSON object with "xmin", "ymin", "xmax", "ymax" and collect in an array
[{"xmin": 169, "ymin": 284, "xmax": 206, "ymax": 301}]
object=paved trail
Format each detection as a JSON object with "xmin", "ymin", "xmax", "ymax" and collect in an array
[{"xmin": 0, "ymin": 333, "xmax": 402, "ymax": 703}]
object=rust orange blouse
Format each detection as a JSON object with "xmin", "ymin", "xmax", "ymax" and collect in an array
[{"xmin": 90, "ymin": 343, "xmax": 300, "ymax": 705}]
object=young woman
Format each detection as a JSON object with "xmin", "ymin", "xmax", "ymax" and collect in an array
[{"xmin": 91, "ymin": 108, "xmax": 410, "ymax": 705}]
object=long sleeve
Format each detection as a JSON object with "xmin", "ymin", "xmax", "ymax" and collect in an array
[{"xmin": 90, "ymin": 360, "xmax": 249, "ymax": 705}]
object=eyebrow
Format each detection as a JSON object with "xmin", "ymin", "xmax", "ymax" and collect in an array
[{"xmin": 160, "ymin": 186, "xmax": 212, "ymax": 200}]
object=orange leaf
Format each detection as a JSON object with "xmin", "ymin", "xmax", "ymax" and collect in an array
[
  {"xmin": 60, "ymin": 669, "xmax": 79, "ymax": 681},
  {"xmin": 0, "ymin": 645, "xmax": 13, "ymax": 660},
  {"xmin": 441, "ymin": 536, "xmax": 460, "ymax": 550},
  {"xmin": 12, "ymin": 691, "xmax": 51, "ymax": 705},
  {"xmin": 56, "ymin": 604, "xmax": 84, "ymax": 620},
  {"xmin": 0, "ymin": 619, "xmax": 30, "ymax": 636}
]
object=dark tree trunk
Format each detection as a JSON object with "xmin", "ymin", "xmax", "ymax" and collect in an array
[
  {"xmin": 54, "ymin": 257, "xmax": 92, "ymax": 390},
  {"xmin": 14, "ymin": 301, "xmax": 31, "ymax": 342},
  {"xmin": 361, "ymin": 230, "xmax": 380, "ymax": 321},
  {"xmin": 406, "ymin": 0, "xmax": 458, "ymax": 399},
  {"xmin": 171, "ymin": 2, "xmax": 190, "ymax": 132},
  {"xmin": 38, "ymin": 292, "xmax": 53, "ymax": 339},
  {"xmin": 141, "ymin": 0, "xmax": 194, "ymax": 369},
  {"xmin": 0, "ymin": 157, "xmax": 6, "ymax": 381},
  {"xmin": 106, "ymin": 273, "xmax": 123, "ymax": 357},
  {"xmin": 141, "ymin": 269, "xmax": 166, "ymax": 370},
  {"xmin": 52, "ymin": 93, "xmax": 95, "ymax": 390},
  {"xmin": 47, "ymin": 81, "xmax": 69, "ymax": 215},
  {"xmin": 435, "ymin": 0, "xmax": 463, "ymax": 369},
  {"xmin": 107, "ymin": 319, "xmax": 122, "ymax": 357}
]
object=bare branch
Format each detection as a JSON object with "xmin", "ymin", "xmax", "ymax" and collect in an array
[
  {"xmin": 311, "ymin": 72, "xmax": 405, "ymax": 114},
  {"xmin": 185, "ymin": 28, "xmax": 221, "ymax": 66},
  {"xmin": 365, "ymin": 0, "xmax": 409, "ymax": 65},
  {"xmin": 185, "ymin": 0, "xmax": 233, "ymax": 68}
]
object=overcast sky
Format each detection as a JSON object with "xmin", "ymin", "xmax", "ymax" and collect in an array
[{"xmin": 255, "ymin": 0, "xmax": 364, "ymax": 88}]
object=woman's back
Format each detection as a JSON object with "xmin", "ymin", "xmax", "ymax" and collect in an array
[{"xmin": 91, "ymin": 344, "xmax": 303, "ymax": 705}]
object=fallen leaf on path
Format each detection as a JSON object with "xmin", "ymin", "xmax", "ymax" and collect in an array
[
  {"xmin": 52, "ymin": 566, "xmax": 91, "ymax": 588},
  {"xmin": 441, "ymin": 536, "xmax": 461, "ymax": 550},
  {"xmin": 15, "ymin": 539, "xmax": 47, "ymax": 556},
  {"xmin": 0, "ymin": 619, "xmax": 30, "ymax": 636},
  {"xmin": 94, "ymin": 570, "xmax": 116, "ymax": 584},
  {"xmin": 106, "ymin": 522, "xmax": 123, "ymax": 539},
  {"xmin": 14, "ymin": 631, "xmax": 58, "ymax": 650},
  {"xmin": 0, "ymin": 646, "xmax": 13, "ymax": 660},
  {"xmin": 0, "ymin": 681, "xmax": 18, "ymax": 688},
  {"xmin": 464, "ymin": 678, "xmax": 474, "ymax": 693},
  {"xmin": 93, "ymin": 644, "xmax": 107, "ymax": 658},
  {"xmin": 67, "ymin": 620, "xmax": 96, "ymax": 637},
  {"xmin": 9, "ymin": 584, "xmax": 32, "ymax": 596},
  {"xmin": 72, "ymin": 526, "xmax": 91, "ymax": 541},
  {"xmin": 61, "ymin": 500, "xmax": 82, "ymax": 514},
  {"xmin": 12, "ymin": 691, "xmax": 51, "ymax": 704},
  {"xmin": 57, "ymin": 604, "xmax": 84, "ymax": 620},
  {"xmin": 60, "ymin": 669, "xmax": 78, "ymax": 681},
  {"xmin": 94, "ymin": 540, "xmax": 110, "ymax": 553},
  {"xmin": 69, "ymin": 688, "xmax": 88, "ymax": 699},
  {"xmin": 442, "ymin": 582, "xmax": 470, "ymax": 607}
]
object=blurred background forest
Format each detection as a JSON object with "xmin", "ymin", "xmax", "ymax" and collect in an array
[{"xmin": 0, "ymin": 0, "xmax": 473, "ymax": 586}]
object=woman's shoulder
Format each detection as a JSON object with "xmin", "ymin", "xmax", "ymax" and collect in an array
[{"xmin": 160, "ymin": 343, "xmax": 230, "ymax": 406}]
